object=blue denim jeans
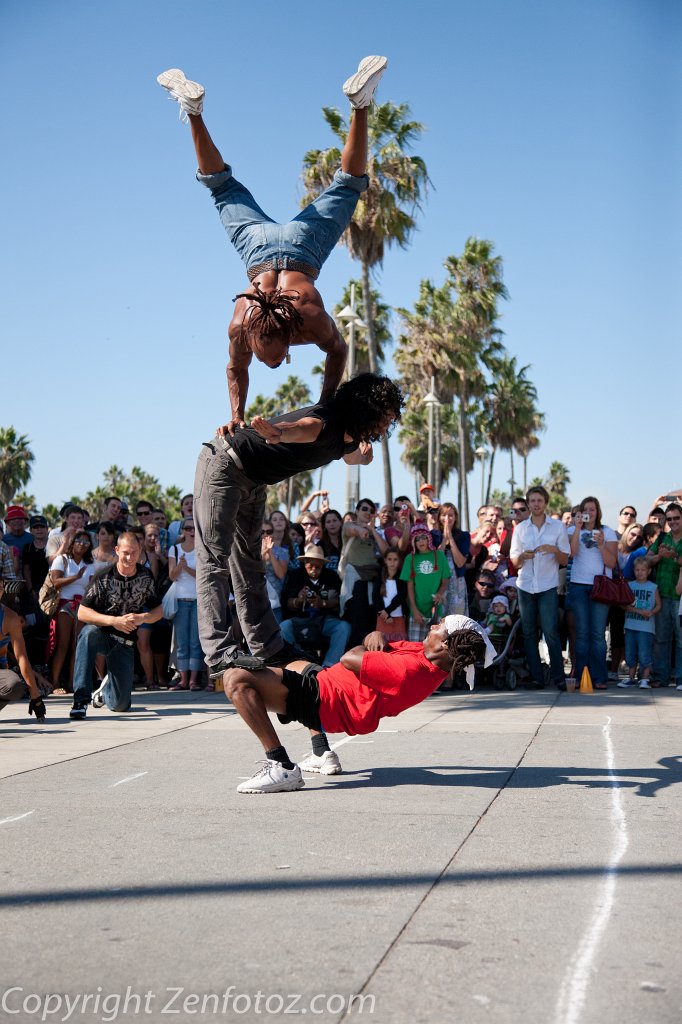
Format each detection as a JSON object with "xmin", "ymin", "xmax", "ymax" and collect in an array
[
  {"xmin": 175, "ymin": 599, "xmax": 203, "ymax": 671},
  {"xmin": 567, "ymin": 583, "xmax": 610, "ymax": 685},
  {"xmin": 517, "ymin": 586, "xmax": 565, "ymax": 684},
  {"xmin": 652, "ymin": 597, "xmax": 682, "ymax": 684},
  {"xmin": 197, "ymin": 165, "xmax": 368, "ymax": 272},
  {"xmin": 193, "ymin": 441, "xmax": 282, "ymax": 669},
  {"xmin": 624, "ymin": 628, "xmax": 654, "ymax": 672},
  {"xmin": 280, "ymin": 615, "xmax": 352, "ymax": 668},
  {"xmin": 72, "ymin": 624, "xmax": 134, "ymax": 712}
]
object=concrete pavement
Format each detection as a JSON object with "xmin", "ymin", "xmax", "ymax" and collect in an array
[{"xmin": 1, "ymin": 685, "xmax": 681, "ymax": 1024}]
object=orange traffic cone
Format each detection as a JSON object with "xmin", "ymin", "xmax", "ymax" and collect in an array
[{"xmin": 579, "ymin": 667, "xmax": 594, "ymax": 693}]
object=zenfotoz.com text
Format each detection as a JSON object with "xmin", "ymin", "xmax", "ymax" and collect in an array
[{"xmin": 1, "ymin": 986, "xmax": 376, "ymax": 1021}]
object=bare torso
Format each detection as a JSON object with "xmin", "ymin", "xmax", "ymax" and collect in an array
[{"xmin": 225, "ymin": 269, "xmax": 347, "ymax": 426}]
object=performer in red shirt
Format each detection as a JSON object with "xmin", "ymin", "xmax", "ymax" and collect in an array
[{"xmin": 224, "ymin": 616, "xmax": 494, "ymax": 794}]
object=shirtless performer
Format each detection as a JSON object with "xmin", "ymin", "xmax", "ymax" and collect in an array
[{"xmin": 157, "ymin": 56, "xmax": 387, "ymax": 430}]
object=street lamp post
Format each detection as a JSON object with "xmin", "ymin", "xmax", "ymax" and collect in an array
[
  {"xmin": 423, "ymin": 377, "xmax": 441, "ymax": 492},
  {"xmin": 474, "ymin": 446, "xmax": 488, "ymax": 506},
  {"xmin": 336, "ymin": 284, "xmax": 365, "ymax": 512}
]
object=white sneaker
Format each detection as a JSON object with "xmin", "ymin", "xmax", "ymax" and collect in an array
[
  {"xmin": 343, "ymin": 56, "xmax": 388, "ymax": 109},
  {"xmin": 237, "ymin": 759, "xmax": 304, "ymax": 794},
  {"xmin": 639, "ymin": 680, "xmax": 651, "ymax": 689},
  {"xmin": 617, "ymin": 679, "xmax": 637, "ymax": 688},
  {"xmin": 676, "ymin": 684, "xmax": 682, "ymax": 691},
  {"xmin": 157, "ymin": 68, "xmax": 205, "ymax": 118},
  {"xmin": 299, "ymin": 749, "xmax": 342, "ymax": 775},
  {"xmin": 91, "ymin": 675, "xmax": 108, "ymax": 709}
]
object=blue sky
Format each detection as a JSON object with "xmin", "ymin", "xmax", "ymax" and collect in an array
[{"xmin": 3, "ymin": 0, "xmax": 680, "ymax": 527}]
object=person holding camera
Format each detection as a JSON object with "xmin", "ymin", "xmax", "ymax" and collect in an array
[
  {"xmin": 280, "ymin": 544, "xmax": 350, "ymax": 668},
  {"xmin": 566, "ymin": 496, "xmax": 618, "ymax": 688},
  {"xmin": 510, "ymin": 486, "xmax": 570, "ymax": 690},
  {"xmin": 168, "ymin": 517, "xmax": 205, "ymax": 691}
]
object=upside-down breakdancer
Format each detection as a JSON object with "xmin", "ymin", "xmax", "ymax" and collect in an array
[
  {"xmin": 224, "ymin": 616, "xmax": 497, "ymax": 794},
  {"xmin": 158, "ymin": 57, "xmax": 387, "ymax": 430}
]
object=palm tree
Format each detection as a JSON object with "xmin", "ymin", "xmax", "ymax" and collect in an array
[
  {"xmin": 444, "ymin": 240, "xmax": 508, "ymax": 526},
  {"xmin": 516, "ymin": 411, "xmax": 546, "ymax": 491},
  {"xmin": 0, "ymin": 427, "xmax": 34, "ymax": 516},
  {"xmin": 483, "ymin": 357, "xmax": 538, "ymax": 500},
  {"xmin": 546, "ymin": 461, "xmax": 571, "ymax": 499},
  {"xmin": 398, "ymin": 402, "xmax": 461, "ymax": 488},
  {"xmin": 301, "ymin": 102, "xmax": 429, "ymax": 503}
]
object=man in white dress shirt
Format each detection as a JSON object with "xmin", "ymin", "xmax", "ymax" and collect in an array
[{"xmin": 510, "ymin": 486, "xmax": 570, "ymax": 690}]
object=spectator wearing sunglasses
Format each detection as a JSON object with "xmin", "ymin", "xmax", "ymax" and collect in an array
[
  {"xmin": 468, "ymin": 569, "xmax": 498, "ymax": 624},
  {"xmin": 616, "ymin": 505, "xmax": 638, "ymax": 539},
  {"xmin": 168, "ymin": 518, "xmax": 204, "ymax": 690},
  {"xmin": 647, "ymin": 503, "xmax": 682, "ymax": 688}
]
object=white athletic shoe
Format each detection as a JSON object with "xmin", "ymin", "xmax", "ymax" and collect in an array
[
  {"xmin": 617, "ymin": 679, "xmax": 637, "ymax": 688},
  {"xmin": 157, "ymin": 68, "xmax": 205, "ymax": 118},
  {"xmin": 639, "ymin": 680, "xmax": 651, "ymax": 689},
  {"xmin": 343, "ymin": 56, "xmax": 388, "ymax": 109},
  {"xmin": 237, "ymin": 759, "xmax": 304, "ymax": 794},
  {"xmin": 91, "ymin": 675, "xmax": 108, "ymax": 709},
  {"xmin": 299, "ymin": 749, "xmax": 342, "ymax": 775}
]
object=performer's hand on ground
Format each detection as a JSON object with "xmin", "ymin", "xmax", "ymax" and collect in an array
[
  {"xmin": 250, "ymin": 416, "xmax": 284, "ymax": 444},
  {"xmin": 217, "ymin": 419, "xmax": 246, "ymax": 438},
  {"xmin": 28, "ymin": 696, "xmax": 46, "ymax": 722}
]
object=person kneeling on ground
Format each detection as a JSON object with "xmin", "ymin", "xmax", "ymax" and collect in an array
[
  {"xmin": 69, "ymin": 533, "xmax": 163, "ymax": 719},
  {"xmin": 223, "ymin": 616, "xmax": 495, "ymax": 794}
]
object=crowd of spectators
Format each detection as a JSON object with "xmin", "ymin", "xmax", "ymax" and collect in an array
[{"xmin": 1, "ymin": 485, "xmax": 682, "ymax": 707}]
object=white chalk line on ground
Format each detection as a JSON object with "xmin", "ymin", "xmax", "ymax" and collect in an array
[
  {"xmin": 0, "ymin": 811, "xmax": 35, "ymax": 825},
  {"xmin": 554, "ymin": 716, "xmax": 629, "ymax": 1024},
  {"xmin": 109, "ymin": 772, "xmax": 148, "ymax": 788}
]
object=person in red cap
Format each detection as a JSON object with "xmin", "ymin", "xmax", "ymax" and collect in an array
[{"xmin": 3, "ymin": 506, "xmax": 32, "ymax": 557}]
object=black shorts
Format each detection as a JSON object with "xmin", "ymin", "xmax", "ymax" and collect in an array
[{"xmin": 277, "ymin": 665, "xmax": 323, "ymax": 731}]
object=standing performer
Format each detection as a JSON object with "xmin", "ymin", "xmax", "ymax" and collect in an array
[
  {"xmin": 193, "ymin": 373, "xmax": 403, "ymax": 680},
  {"xmin": 223, "ymin": 616, "xmax": 496, "ymax": 794},
  {"xmin": 157, "ymin": 56, "xmax": 387, "ymax": 429}
]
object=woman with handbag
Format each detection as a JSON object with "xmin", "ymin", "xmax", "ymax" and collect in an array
[
  {"xmin": 168, "ymin": 518, "xmax": 205, "ymax": 691},
  {"xmin": 48, "ymin": 531, "xmax": 95, "ymax": 694},
  {"xmin": 567, "ymin": 497, "xmax": 618, "ymax": 689}
]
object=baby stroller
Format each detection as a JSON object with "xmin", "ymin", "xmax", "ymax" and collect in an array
[{"xmin": 476, "ymin": 619, "xmax": 531, "ymax": 690}]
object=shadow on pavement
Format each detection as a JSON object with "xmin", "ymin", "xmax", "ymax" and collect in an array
[{"xmin": 2, "ymin": 861, "xmax": 681, "ymax": 908}]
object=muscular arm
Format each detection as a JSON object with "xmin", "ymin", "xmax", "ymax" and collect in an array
[
  {"xmin": 316, "ymin": 317, "xmax": 348, "ymax": 403},
  {"xmin": 226, "ymin": 326, "xmax": 253, "ymax": 428}
]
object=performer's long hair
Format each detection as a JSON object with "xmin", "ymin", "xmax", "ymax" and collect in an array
[
  {"xmin": 446, "ymin": 628, "xmax": 486, "ymax": 675},
  {"xmin": 329, "ymin": 373, "xmax": 405, "ymax": 443},
  {"xmin": 234, "ymin": 283, "xmax": 303, "ymax": 354}
]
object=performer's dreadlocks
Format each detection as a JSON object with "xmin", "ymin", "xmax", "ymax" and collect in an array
[
  {"xmin": 445, "ymin": 628, "xmax": 486, "ymax": 675},
  {"xmin": 234, "ymin": 282, "xmax": 304, "ymax": 356}
]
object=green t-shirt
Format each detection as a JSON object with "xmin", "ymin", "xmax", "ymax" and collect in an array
[
  {"xmin": 400, "ymin": 550, "xmax": 451, "ymax": 617},
  {"xmin": 650, "ymin": 534, "xmax": 682, "ymax": 598}
]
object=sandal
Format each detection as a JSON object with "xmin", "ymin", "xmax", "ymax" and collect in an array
[
  {"xmin": 171, "ymin": 683, "xmax": 189, "ymax": 691},
  {"xmin": 189, "ymin": 683, "xmax": 204, "ymax": 691},
  {"xmin": 147, "ymin": 683, "xmax": 162, "ymax": 691},
  {"xmin": 52, "ymin": 687, "xmax": 68, "ymax": 696}
]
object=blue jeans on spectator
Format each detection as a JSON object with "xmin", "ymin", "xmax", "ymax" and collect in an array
[
  {"xmin": 652, "ymin": 597, "xmax": 682, "ymax": 685},
  {"xmin": 72, "ymin": 624, "xmax": 134, "ymax": 712},
  {"xmin": 280, "ymin": 616, "xmax": 351, "ymax": 668},
  {"xmin": 567, "ymin": 583, "xmax": 610, "ymax": 685},
  {"xmin": 517, "ymin": 586, "xmax": 565, "ymax": 684},
  {"xmin": 197, "ymin": 165, "xmax": 368, "ymax": 272},
  {"xmin": 624, "ymin": 629, "xmax": 654, "ymax": 672},
  {"xmin": 175, "ymin": 599, "xmax": 204, "ymax": 672}
]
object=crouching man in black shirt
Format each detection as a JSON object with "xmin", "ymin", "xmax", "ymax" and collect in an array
[{"xmin": 70, "ymin": 533, "xmax": 162, "ymax": 719}]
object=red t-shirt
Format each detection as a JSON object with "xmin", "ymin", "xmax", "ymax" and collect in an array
[{"xmin": 317, "ymin": 641, "xmax": 447, "ymax": 736}]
